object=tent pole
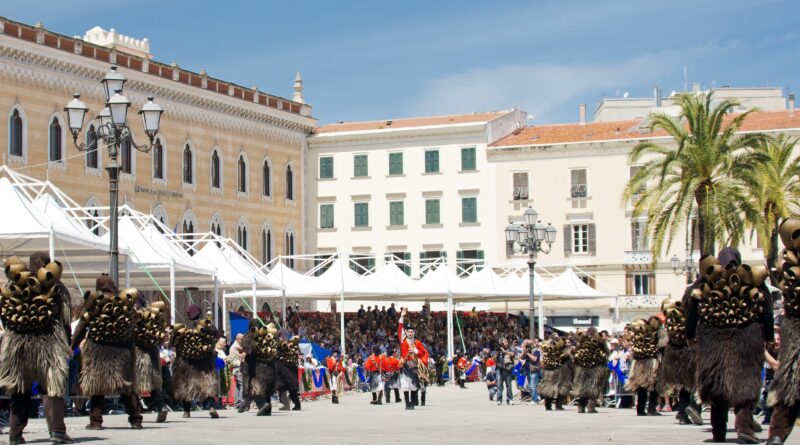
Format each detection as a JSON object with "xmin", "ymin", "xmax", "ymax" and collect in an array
[
  {"xmin": 124, "ymin": 254, "xmax": 131, "ymax": 289},
  {"xmin": 222, "ymin": 294, "xmax": 228, "ymax": 337},
  {"xmin": 447, "ymin": 291, "xmax": 454, "ymax": 385},
  {"xmin": 213, "ymin": 274, "xmax": 219, "ymax": 331},
  {"xmin": 48, "ymin": 227, "xmax": 55, "ymax": 262},
  {"xmin": 169, "ymin": 260, "xmax": 176, "ymax": 325},
  {"xmin": 339, "ymin": 291, "xmax": 345, "ymax": 355},
  {"xmin": 538, "ymin": 288, "xmax": 544, "ymax": 340},
  {"xmin": 252, "ymin": 279, "xmax": 257, "ymax": 321},
  {"xmin": 282, "ymin": 289, "xmax": 287, "ymax": 328}
]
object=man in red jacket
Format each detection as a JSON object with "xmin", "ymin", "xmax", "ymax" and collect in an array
[
  {"xmin": 364, "ymin": 347, "xmax": 385, "ymax": 405},
  {"xmin": 398, "ymin": 308, "xmax": 429, "ymax": 410},
  {"xmin": 383, "ymin": 348, "xmax": 402, "ymax": 403},
  {"xmin": 325, "ymin": 351, "xmax": 345, "ymax": 404}
]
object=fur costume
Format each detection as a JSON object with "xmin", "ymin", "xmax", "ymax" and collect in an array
[
  {"xmin": 695, "ymin": 322, "xmax": 764, "ymax": 406},
  {"xmin": 79, "ymin": 339, "xmax": 136, "ymax": 395},
  {"xmin": 625, "ymin": 356, "xmax": 661, "ymax": 392},
  {"xmin": 539, "ymin": 362, "xmax": 574, "ymax": 399},
  {"xmin": 135, "ymin": 346, "xmax": 162, "ymax": 394},
  {"xmin": 769, "ymin": 317, "xmax": 800, "ymax": 407},
  {"xmin": 659, "ymin": 344, "xmax": 696, "ymax": 391},
  {"xmin": 274, "ymin": 360, "xmax": 300, "ymax": 397},
  {"xmin": 172, "ymin": 353, "xmax": 216, "ymax": 402},
  {"xmin": 0, "ymin": 322, "xmax": 70, "ymax": 396},
  {"xmin": 572, "ymin": 364, "xmax": 608, "ymax": 400},
  {"xmin": 241, "ymin": 330, "xmax": 277, "ymax": 400},
  {"xmin": 571, "ymin": 331, "xmax": 609, "ymax": 399}
]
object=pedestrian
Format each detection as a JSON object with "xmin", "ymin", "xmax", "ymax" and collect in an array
[
  {"xmin": 495, "ymin": 338, "xmax": 516, "ymax": 405},
  {"xmin": 228, "ymin": 333, "xmax": 245, "ymax": 410}
]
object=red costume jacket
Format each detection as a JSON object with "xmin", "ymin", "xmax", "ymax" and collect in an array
[
  {"xmin": 383, "ymin": 355, "xmax": 401, "ymax": 372},
  {"xmin": 457, "ymin": 356, "xmax": 468, "ymax": 370},
  {"xmin": 364, "ymin": 354, "xmax": 383, "ymax": 372},
  {"xmin": 397, "ymin": 321, "xmax": 429, "ymax": 364},
  {"xmin": 326, "ymin": 357, "xmax": 345, "ymax": 374}
]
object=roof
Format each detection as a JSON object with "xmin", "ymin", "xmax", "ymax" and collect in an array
[
  {"xmin": 491, "ymin": 110, "xmax": 800, "ymax": 147},
  {"xmin": 315, "ymin": 111, "xmax": 509, "ymax": 134}
]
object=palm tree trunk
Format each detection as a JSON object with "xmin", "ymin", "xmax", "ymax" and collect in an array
[
  {"xmin": 695, "ymin": 189, "xmax": 714, "ymax": 257},
  {"xmin": 767, "ymin": 209, "xmax": 780, "ymax": 286}
]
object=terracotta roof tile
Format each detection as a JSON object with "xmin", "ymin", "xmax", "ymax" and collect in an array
[
  {"xmin": 315, "ymin": 111, "xmax": 509, "ymax": 134},
  {"xmin": 491, "ymin": 111, "xmax": 800, "ymax": 147}
]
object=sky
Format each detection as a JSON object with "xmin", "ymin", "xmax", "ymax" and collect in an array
[{"xmin": 4, "ymin": 0, "xmax": 799, "ymax": 125}]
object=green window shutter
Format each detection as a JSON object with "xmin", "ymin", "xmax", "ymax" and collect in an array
[
  {"xmin": 456, "ymin": 250, "xmax": 465, "ymax": 276},
  {"xmin": 354, "ymin": 155, "xmax": 368, "ymax": 177},
  {"xmin": 461, "ymin": 147, "xmax": 476, "ymax": 171},
  {"xmin": 389, "ymin": 152, "xmax": 403, "ymax": 175},
  {"xmin": 477, "ymin": 250, "xmax": 485, "ymax": 271},
  {"xmin": 462, "ymin": 197, "xmax": 477, "ymax": 223},
  {"xmin": 355, "ymin": 203, "xmax": 369, "ymax": 227},
  {"xmin": 425, "ymin": 199, "xmax": 440, "ymax": 224},
  {"xmin": 367, "ymin": 258, "xmax": 376, "ymax": 272},
  {"xmin": 320, "ymin": 204, "xmax": 334, "ymax": 228},
  {"xmin": 425, "ymin": 150, "xmax": 439, "ymax": 173},
  {"xmin": 402, "ymin": 252, "xmax": 411, "ymax": 276},
  {"xmin": 320, "ymin": 157, "xmax": 333, "ymax": 179},
  {"xmin": 390, "ymin": 201, "xmax": 404, "ymax": 226}
]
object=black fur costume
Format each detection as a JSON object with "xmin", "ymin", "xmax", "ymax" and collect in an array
[
  {"xmin": 572, "ymin": 332, "xmax": 609, "ymax": 401},
  {"xmin": 695, "ymin": 322, "xmax": 764, "ymax": 406},
  {"xmin": 171, "ymin": 320, "xmax": 217, "ymax": 403},
  {"xmin": 240, "ymin": 330, "xmax": 277, "ymax": 414},
  {"xmin": 539, "ymin": 341, "xmax": 573, "ymax": 400},
  {"xmin": 624, "ymin": 319, "xmax": 662, "ymax": 393},
  {"xmin": 768, "ymin": 317, "xmax": 800, "ymax": 407}
]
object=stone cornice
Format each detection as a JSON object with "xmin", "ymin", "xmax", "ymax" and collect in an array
[
  {"xmin": 0, "ymin": 35, "xmax": 315, "ymax": 145},
  {"xmin": 308, "ymin": 126, "xmax": 488, "ymax": 150}
]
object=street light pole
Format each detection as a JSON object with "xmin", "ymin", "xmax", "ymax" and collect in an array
[
  {"xmin": 64, "ymin": 66, "xmax": 164, "ymax": 286},
  {"xmin": 506, "ymin": 206, "xmax": 557, "ymax": 340}
]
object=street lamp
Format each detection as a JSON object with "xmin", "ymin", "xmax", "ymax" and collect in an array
[
  {"xmin": 505, "ymin": 206, "xmax": 557, "ymax": 340},
  {"xmin": 64, "ymin": 65, "xmax": 164, "ymax": 286},
  {"xmin": 670, "ymin": 250, "xmax": 697, "ymax": 284}
]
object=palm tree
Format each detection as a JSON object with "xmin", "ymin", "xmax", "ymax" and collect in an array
[
  {"xmin": 741, "ymin": 133, "xmax": 800, "ymax": 283},
  {"xmin": 622, "ymin": 92, "xmax": 765, "ymax": 259}
]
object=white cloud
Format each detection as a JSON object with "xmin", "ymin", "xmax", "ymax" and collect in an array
[{"xmin": 408, "ymin": 45, "xmax": 722, "ymax": 121}]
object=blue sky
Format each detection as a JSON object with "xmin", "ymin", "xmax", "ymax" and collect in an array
[{"xmin": 5, "ymin": 0, "xmax": 798, "ymax": 124}]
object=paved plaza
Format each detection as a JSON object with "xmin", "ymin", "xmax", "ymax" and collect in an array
[{"xmin": 5, "ymin": 385, "xmax": 798, "ymax": 445}]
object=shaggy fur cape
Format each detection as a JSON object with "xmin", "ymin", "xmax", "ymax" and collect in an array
[
  {"xmin": 274, "ymin": 361, "xmax": 300, "ymax": 395},
  {"xmin": 696, "ymin": 322, "xmax": 763, "ymax": 406},
  {"xmin": 539, "ymin": 362, "xmax": 574, "ymax": 399},
  {"xmin": 0, "ymin": 324, "xmax": 70, "ymax": 396},
  {"xmin": 135, "ymin": 345, "xmax": 162, "ymax": 394},
  {"xmin": 572, "ymin": 364, "xmax": 608, "ymax": 399},
  {"xmin": 769, "ymin": 317, "xmax": 800, "ymax": 407},
  {"xmin": 249, "ymin": 361, "xmax": 276, "ymax": 397},
  {"xmin": 79, "ymin": 338, "xmax": 136, "ymax": 396},
  {"xmin": 624, "ymin": 356, "xmax": 660, "ymax": 392},
  {"xmin": 172, "ymin": 352, "xmax": 216, "ymax": 402},
  {"xmin": 659, "ymin": 344, "xmax": 696, "ymax": 391}
]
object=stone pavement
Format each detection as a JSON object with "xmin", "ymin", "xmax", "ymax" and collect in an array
[{"xmin": 5, "ymin": 385, "xmax": 799, "ymax": 444}]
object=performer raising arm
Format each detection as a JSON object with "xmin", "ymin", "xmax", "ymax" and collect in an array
[{"xmin": 398, "ymin": 308, "xmax": 429, "ymax": 410}]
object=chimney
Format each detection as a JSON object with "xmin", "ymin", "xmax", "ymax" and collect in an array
[
  {"xmin": 653, "ymin": 85, "xmax": 662, "ymax": 107},
  {"xmin": 579, "ymin": 103, "xmax": 587, "ymax": 125},
  {"xmin": 790, "ymin": 94, "xmax": 795, "ymax": 117},
  {"xmin": 691, "ymin": 82, "xmax": 701, "ymax": 94}
]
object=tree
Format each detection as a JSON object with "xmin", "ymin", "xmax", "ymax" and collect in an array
[
  {"xmin": 741, "ymin": 133, "xmax": 800, "ymax": 283},
  {"xmin": 623, "ymin": 92, "xmax": 765, "ymax": 260}
]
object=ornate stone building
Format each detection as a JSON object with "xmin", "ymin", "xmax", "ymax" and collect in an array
[{"xmin": 0, "ymin": 17, "xmax": 316, "ymax": 265}]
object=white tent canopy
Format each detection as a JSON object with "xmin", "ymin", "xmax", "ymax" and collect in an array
[{"xmin": 546, "ymin": 267, "xmax": 612, "ymax": 298}]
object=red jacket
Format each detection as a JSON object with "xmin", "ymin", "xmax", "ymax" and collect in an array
[
  {"xmin": 364, "ymin": 354, "xmax": 383, "ymax": 372},
  {"xmin": 457, "ymin": 356, "xmax": 468, "ymax": 370},
  {"xmin": 326, "ymin": 357, "xmax": 345, "ymax": 374},
  {"xmin": 398, "ymin": 321, "xmax": 429, "ymax": 364},
  {"xmin": 383, "ymin": 356, "xmax": 401, "ymax": 372}
]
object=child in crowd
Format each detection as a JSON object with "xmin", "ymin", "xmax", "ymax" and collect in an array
[{"xmin": 485, "ymin": 366, "xmax": 498, "ymax": 401}]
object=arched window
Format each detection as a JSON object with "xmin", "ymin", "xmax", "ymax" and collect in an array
[
  {"xmin": 285, "ymin": 164, "xmax": 294, "ymax": 201},
  {"xmin": 85, "ymin": 197, "xmax": 103, "ymax": 236},
  {"xmin": 9, "ymin": 107, "xmax": 24, "ymax": 157},
  {"xmin": 284, "ymin": 227, "xmax": 295, "ymax": 268},
  {"xmin": 120, "ymin": 139, "xmax": 132, "ymax": 174},
  {"xmin": 236, "ymin": 219, "xmax": 249, "ymax": 253},
  {"xmin": 86, "ymin": 124, "xmax": 99, "ymax": 169},
  {"xmin": 210, "ymin": 213, "xmax": 224, "ymax": 237},
  {"xmin": 183, "ymin": 144, "xmax": 194, "ymax": 184},
  {"xmin": 261, "ymin": 221, "xmax": 273, "ymax": 264},
  {"xmin": 181, "ymin": 210, "xmax": 198, "ymax": 255},
  {"xmin": 153, "ymin": 138, "xmax": 164, "ymax": 180},
  {"xmin": 237, "ymin": 154, "xmax": 247, "ymax": 193},
  {"xmin": 211, "ymin": 149, "xmax": 221, "ymax": 189},
  {"xmin": 262, "ymin": 158, "xmax": 271, "ymax": 197},
  {"xmin": 48, "ymin": 116, "xmax": 63, "ymax": 163},
  {"xmin": 152, "ymin": 205, "xmax": 169, "ymax": 232}
]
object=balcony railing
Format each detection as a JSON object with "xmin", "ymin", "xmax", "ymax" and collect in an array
[
  {"xmin": 624, "ymin": 250, "xmax": 653, "ymax": 264},
  {"xmin": 620, "ymin": 294, "xmax": 668, "ymax": 308}
]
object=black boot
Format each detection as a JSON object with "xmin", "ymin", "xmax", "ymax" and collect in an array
[
  {"xmin": 636, "ymin": 388, "xmax": 647, "ymax": 416},
  {"xmin": 544, "ymin": 398, "xmax": 553, "ymax": 411},
  {"xmin": 647, "ymin": 391, "xmax": 661, "ymax": 416},
  {"xmin": 587, "ymin": 398, "xmax": 598, "ymax": 414},
  {"xmin": 404, "ymin": 392, "xmax": 412, "ymax": 410},
  {"xmin": 332, "ymin": 391, "xmax": 339, "ymax": 404},
  {"xmin": 578, "ymin": 398, "xmax": 586, "ymax": 414},
  {"xmin": 385, "ymin": 389, "xmax": 391, "ymax": 404},
  {"xmin": 421, "ymin": 391, "xmax": 426, "ymax": 407},
  {"xmin": 370, "ymin": 393, "xmax": 377, "ymax": 405},
  {"xmin": 395, "ymin": 389, "xmax": 401, "ymax": 403},
  {"xmin": 290, "ymin": 391, "xmax": 302, "ymax": 411},
  {"xmin": 555, "ymin": 398, "xmax": 565, "ymax": 411},
  {"xmin": 411, "ymin": 391, "xmax": 419, "ymax": 408}
]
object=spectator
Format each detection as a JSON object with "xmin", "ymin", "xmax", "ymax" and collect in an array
[
  {"xmin": 228, "ymin": 334, "xmax": 245, "ymax": 410},
  {"xmin": 496, "ymin": 337, "xmax": 516, "ymax": 405},
  {"xmin": 485, "ymin": 366, "xmax": 499, "ymax": 401}
]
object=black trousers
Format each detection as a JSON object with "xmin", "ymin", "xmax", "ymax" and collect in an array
[
  {"xmin": 635, "ymin": 388, "xmax": 658, "ymax": 415},
  {"xmin": 89, "ymin": 393, "xmax": 142, "ymax": 427},
  {"xmin": 709, "ymin": 398, "xmax": 754, "ymax": 440},
  {"xmin": 9, "ymin": 394, "xmax": 67, "ymax": 439}
]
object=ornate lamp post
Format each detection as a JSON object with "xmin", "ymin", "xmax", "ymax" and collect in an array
[
  {"xmin": 505, "ymin": 206, "xmax": 557, "ymax": 339},
  {"xmin": 64, "ymin": 66, "xmax": 164, "ymax": 285},
  {"xmin": 670, "ymin": 250, "xmax": 697, "ymax": 285}
]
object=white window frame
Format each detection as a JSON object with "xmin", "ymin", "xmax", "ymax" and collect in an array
[{"xmin": 572, "ymin": 223, "xmax": 589, "ymax": 254}]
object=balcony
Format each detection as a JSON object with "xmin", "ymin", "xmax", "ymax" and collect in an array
[
  {"xmin": 624, "ymin": 250, "xmax": 653, "ymax": 264},
  {"xmin": 620, "ymin": 294, "xmax": 668, "ymax": 308}
]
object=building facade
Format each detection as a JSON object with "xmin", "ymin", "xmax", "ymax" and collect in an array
[
  {"xmin": 0, "ymin": 18, "xmax": 315, "ymax": 267},
  {"xmin": 488, "ymin": 109, "xmax": 800, "ymax": 327},
  {"xmin": 306, "ymin": 110, "xmax": 526, "ymax": 277}
]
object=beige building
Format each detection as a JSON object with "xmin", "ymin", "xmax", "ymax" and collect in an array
[
  {"xmin": 0, "ymin": 17, "xmax": 315, "ymax": 269},
  {"xmin": 488, "ymin": 108, "xmax": 800, "ymax": 328}
]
